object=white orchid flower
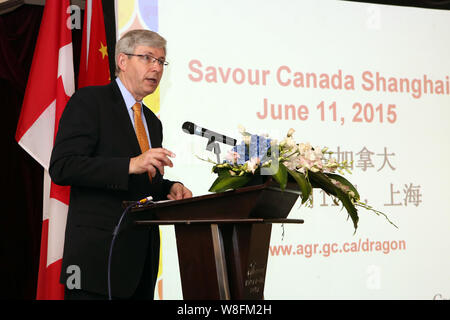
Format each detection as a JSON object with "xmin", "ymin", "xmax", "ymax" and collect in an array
[{"xmin": 246, "ymin": 157, "xmax": 261, "ymax": 174}]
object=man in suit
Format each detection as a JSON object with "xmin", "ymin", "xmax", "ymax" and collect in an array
[{"xmin": 49, "ymin": 29, "xmax": 192, "ymax": 300}]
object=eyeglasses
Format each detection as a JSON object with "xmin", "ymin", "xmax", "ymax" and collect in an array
[{"xmin": 124, "ymin": 53, "xmax": 169, "ymax": 67}]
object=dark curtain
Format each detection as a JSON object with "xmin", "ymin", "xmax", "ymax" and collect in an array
[
  {"xmin": 0, "ymin": 4, "xmax": 44, "ymax": 300},
  {"xmin": 0, "ymin": 4, "xmax": 82, "ymax": 299}
]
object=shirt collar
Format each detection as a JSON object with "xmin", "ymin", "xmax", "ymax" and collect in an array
[{"xmin": 115, "ymin": 77, "xmax": 141, "ymax": 109}]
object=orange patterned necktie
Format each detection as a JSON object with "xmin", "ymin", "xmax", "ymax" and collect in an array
[{"xmin": 132, "ymin": 102, "xmax": 152, "ymax": 183}]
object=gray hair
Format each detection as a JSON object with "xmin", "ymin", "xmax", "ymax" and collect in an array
[{"xmin": 115, "ymin": 29, "xmax": 167, "ymax": 76}]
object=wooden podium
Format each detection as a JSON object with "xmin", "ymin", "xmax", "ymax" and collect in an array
[{"xmin": 130, "ymin": 180, "xmax": 303, "ymax": 300}]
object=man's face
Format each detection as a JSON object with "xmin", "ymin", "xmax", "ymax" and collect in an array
[{"xmin": 119, "ymin": 45, "xmax": 165, "ymax": 100}]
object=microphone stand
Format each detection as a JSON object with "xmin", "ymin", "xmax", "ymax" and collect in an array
[{"xmin": 206, "ymin": 136, "xmax": 221, "ymax": 163}]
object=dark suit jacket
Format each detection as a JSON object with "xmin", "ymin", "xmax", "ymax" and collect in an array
[{"xmin": 49, "ymin": 80, "xmax": 175, "ymax": 298}]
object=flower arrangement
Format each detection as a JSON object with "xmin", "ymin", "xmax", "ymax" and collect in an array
[{"xmin": 202, "ymin": 126, "xmax": 396, "ymax": 232}]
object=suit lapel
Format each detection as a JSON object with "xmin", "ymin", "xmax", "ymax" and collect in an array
[
  {"xmin": 108, "ymin": 81, "xmax": 142, "ymax": 155},
  {"xmin": 143, "ymin": 105, "xmax": 162, "ymax": 149},
  {"xmin": 142, "ymin": 104, "xmax": 164, "ymax": 182}
]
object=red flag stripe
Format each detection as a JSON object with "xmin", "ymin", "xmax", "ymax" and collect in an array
[
  {"xmin": 36, "ymin": 219, "xmax": 65, "ymax": 299},
  {"xmin": 15, "ymin": 3, "xmax": 72, "ymax": 144},
  {"xmin": 16, "ymin": 28, "xmax": 74, "ymax": 170},
  {"xmin": 16, "ymin": 0, "xmax": 74, "ymax": 300}
]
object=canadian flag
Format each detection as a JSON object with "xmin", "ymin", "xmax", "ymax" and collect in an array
[{"xmin": 15, "ymin": 0, "xmax": 74, "ymax": 300}]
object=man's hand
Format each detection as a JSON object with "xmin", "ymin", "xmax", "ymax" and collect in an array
[
  {"xmin": 129, "ymin": 148, "xmax": 175, "ymax": 177},
  {"xmin": 167, "ymin": 183, "xmax": 193, "ymax": 200}
]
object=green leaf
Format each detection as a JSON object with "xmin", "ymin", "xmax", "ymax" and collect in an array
[
  {"xmin": 308, "ymin": 171, "xmax": 338, "ymax": 196},
  {"xmin": 309, "ymin": 171, "xmax": 359, "ymax": 231},
  {"xmin": 324, "ymin": 173, "xmax": 360, "ymax": 200},
  {"xmin": 287, "ymin": 170, "xmax": 312, "ymax": 204},
  {"xmin": 272, "ymin": 162, "xmax": 288, "ymax": 190},
  {"xmin": 209, "ymin": 174, "xmax": 253, "ymax": 193},
  {"xmin": 337, "ymin": 189, "xmax": 359, "ymax": 233},
  {"xmin": 213, "ymin": 166, "xmax": 232, "ymax": 177}
]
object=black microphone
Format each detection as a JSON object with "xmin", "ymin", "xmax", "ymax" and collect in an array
[{"xmin": 182, "ymin": 121, "xmax": 237, "ymax": 146}]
